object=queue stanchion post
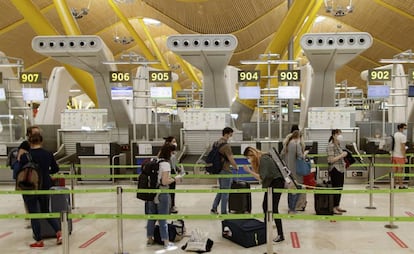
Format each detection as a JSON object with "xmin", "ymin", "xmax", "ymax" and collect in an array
[
  {"xmin": 385, "ymin": 172, "xmax": 398, "ymax": 229},
  {"xmin": 365, "ymin": 161, "xmax": 376, "ymax": 209},
  {"xmin": 265, "ymin": 187, "xmax": 276, "ymax": 254},
  {"xmin": 115, "ymin": 186, "xmax": 128, "ymax": 254},
  {"xmin": 70, "ymin": 163, "xmax": 75, "ymax": 210},
  {"xmin": 61, "ymin": 211, "xmax": 70, "ymax": 254}
]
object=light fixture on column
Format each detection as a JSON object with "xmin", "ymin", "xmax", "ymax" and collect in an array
[{"xmin": 113, "ymin": 36, "xmax": 134, "ymax": 45}]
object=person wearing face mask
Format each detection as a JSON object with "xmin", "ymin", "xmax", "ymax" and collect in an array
[
  {"xmin": 392, "ymin": 123, "xmax": 408, "ymax": 189},
  {"xmin": 162, "ymin": 136, "xmax": 181, "ymax": 213},
  {"xmin": 242, "ymin": 146, "xmax": 285, "ymax": 242},
  {"xmin": 327, "ymin": 129, "xmax": 348, "ymax": 215},
  {"xmin": 210, "ymin": 127, "xmax": 239, "ymax": 215}
]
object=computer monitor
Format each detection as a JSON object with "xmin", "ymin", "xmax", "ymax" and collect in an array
[
  {"xmin": 278, "ymin": 86, "xmax": 300, "ymax": 99},
  {"xmin": 238, "ymin": 86, "xmax": 260, "ymax": 99},
  {"xmin": 22, "ymin": 88, "xmax": 44, "ymax": 101},
  {"xmin": 367, "ymin": 85, "xmax": 390, "ymax": 99},
  {"xmin": 0, "ymin": 88, "xmax": 5, "ymax": 101},
  {"xmin": 111, "ymin": 86, "xmax": 133, "ymax": 100},
  {"xmin": 408, "ymin": 85, "xmax": 414, "ymax": 98}
]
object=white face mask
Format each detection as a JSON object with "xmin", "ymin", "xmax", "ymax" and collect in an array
[
  {"xmin": 336, "ymin": 134, "xmax": 344, "ymax": 141},
  {"xmin": 247, "ymin": 158, "xmax": 252, "ymax": 164},
  {"xmin": 172, "ymin": 142, "xmax": 177, "ymax": 148},
  {"xmin": 403, "ymin": 130, "xmax": 408, "ymax": 136}
]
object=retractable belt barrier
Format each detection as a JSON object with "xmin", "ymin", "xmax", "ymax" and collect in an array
[{"xmin": 1, "ymin": 153, "xmax": 414, "ymax": 253}]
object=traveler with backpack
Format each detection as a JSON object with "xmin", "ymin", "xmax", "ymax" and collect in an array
[
  {"xmin": 210, "ymin": 127, "xmax": 239, "ymax": 215},
  {"xmin": 392, "ymin": 123, "xmax": 408, "ymax": 189},
  {"xmin": 18, "ymin": 133, "xmax": 62, "ymax": 248},
  {"xmin": 146, "ymin": 143, "xmax": 180, "ymax": 250},
  {"xmin": 162, "ymin": 136, "xmax": 181, "ymax": 213},
  {"xmin": 242, "ymin": 146, "xmax": 285, "ymax": 243}
]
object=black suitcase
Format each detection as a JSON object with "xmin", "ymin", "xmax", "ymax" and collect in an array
[
  {"xmin": 222, "ymin": 219, "xmax": 266, "ymax": 248},
  {"xmin": 314, "ymin": 182, "xmax": 334, "ymax": 215},
  {"xmin": 40, "ymin": 187, "xmax": 73, "ymax": 238},
  {"xmin": 228, "ymin": 181, "xmax": 251, "ymax": 213}
]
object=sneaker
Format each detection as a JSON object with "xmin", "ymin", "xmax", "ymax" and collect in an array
[
  {"xmin": 333, "ymin": 207, "xmax": 343, "ymax": 215},
  {"xmin": 164, "ymin": 242, "xmax": 178, "ymax": 250},
  {"xmin": 30, "ymin": 241, "xmax": 44, "ymax": 248},
  {"xmin": 273, "ymin": 235, "xmax": 285, "ymax": 243},
  {"xmin": 288, "ymin": 210, "xmax": 297, "ymax": 214},
  {"xmin": 337, "ymin": 207, "xmax": 347, "ymax": 213},
  {"xmin": 56, "ymin": 231, "xmax": 62, "ymax": 245},
  {"xmin": 170, "ymin": 206, "xmax": 178, "ymax": 214},
  {"xmin": 399, "ymin": 185, "xmax": 408, "ymax": 189},
  {"xmin": 210, "ymin": 209, "xmax": 218, "ymax": 215},
  {"xmin": 146, "ymin": 238, "xmax": 154, "ymax": 247}
]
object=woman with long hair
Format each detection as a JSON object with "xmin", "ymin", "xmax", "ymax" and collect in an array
[
  {"xmin": 242, "ymin": 146, "xmax": 285, "ymax": 242},
  {"xmin": 327, "ymin": 129, "xmax": 348, "ymax": 215}
]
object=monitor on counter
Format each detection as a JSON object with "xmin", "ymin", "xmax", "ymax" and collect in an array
[
  {"xmin": 278, "ymin": 86, "xmax": 300, "ymax": 99},
  {"xmin": 238, "ymin": 86, "xmax": 261, "ymax": 99},
  {"xmin": 22, "ymin": 88, "xmax": 44, "ymax": 101},
  {"xmin": 111, "ymin": 86, "xmax": 133, "ymax": 100},
  {"xmin": 367, "ymin": 85, "xmax": 390, "ymax": 99}
]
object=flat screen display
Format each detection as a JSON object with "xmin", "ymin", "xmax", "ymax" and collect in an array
[
  {"xmin": 111, "ymin": 86, "xmax": 133, "ymax": 100},
  {"xmin": 408, "ymin": 85, "xmax": 414, "ymax": 98},
  {"xmin": 278, "ymin": 86, "xmax": 300, "ymax": 99},
  {"xmin": 22, "ymin": 88, "xmax": 44, "ymax": 101},
  {"xmin": 150, "ymin": 87, "xmax": 172, "ymax": 99},
  {"xmin": 239, "ymin": 86, "xmax": 260, "ymax": 99},
  {"xmin": 367, "ymin": 85, "xmax": 390, "ymax": 99},
  {"xmin": 0, "ymin": 88, "xmax": 5, "ymax": 101}
]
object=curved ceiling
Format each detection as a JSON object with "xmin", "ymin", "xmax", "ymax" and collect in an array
[{"xmin": 0, "ymin": 0, "xmax": 413, "ymax": 96}]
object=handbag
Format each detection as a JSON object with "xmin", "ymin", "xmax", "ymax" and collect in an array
[{"xmin": 296, "ymin": 144, "xmax": 311, "ymax": 176}]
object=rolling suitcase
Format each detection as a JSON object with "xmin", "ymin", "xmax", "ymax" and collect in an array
[
  {"xmin": 228, "ymin": 180, "xmax": 251, "ymax": 213},
  {"xmin": 222, "ymin": 219, "xmax": 266, "ymax": 248},
  {"xmin": 40, "ymin": 186, "xmax": 73, "ymax": 238},
  {"xmin": 314, "ymin": 181, "xmax": 334, "ymax": 215}
]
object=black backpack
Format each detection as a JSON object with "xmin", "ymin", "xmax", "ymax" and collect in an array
[
  {"xmin": 154, "ymin": 220, "xmax": 186, "ymax": 244},
  {"xmin": 136, "ymin": 158, "xmax": 164, "ymax": 201},
  {"xmin": 391, "ymin": 135, "xmax": 395, "ymax": 151},
  {"xmin": 15, "ymin": 153, "xmax": 42, "ymax": 191},
  {"xmin": 205, "ymin": 142, "xmax": 226, "ymax": 174},
  {"xmin": 7, "ymin": 147, "xmax": 18, "ymax": 170}
]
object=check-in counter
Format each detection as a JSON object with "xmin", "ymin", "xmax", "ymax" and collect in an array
[
  {"xmin": 0, "ymin": 143, "xmax": 20, "ymax": 183},
  {"xmin": 76, "ymin": 142, "xmax": 121, "ymax": 182}
]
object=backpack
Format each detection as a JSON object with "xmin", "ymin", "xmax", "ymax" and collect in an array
[
  {"xmin": 391, "ymin": 135, "xmax": 395, "ymax": 151},
  {"xmin": 15, "ymin": 153, "xmax": 42, "ymax": 191},
  {"xmin": 154, "ymin": 220, "xmax": 186, "ymax": 244},
  {"xmin": 205, "ymin": 142, "xmax": 227, "ymax": 174},
  {"xmin": 7, "ymin": 148, "xmax": 19, "ymax": 179},
  {"xmin": 136, "ymin": 158, "xmax": 164, "ymax": 201}
]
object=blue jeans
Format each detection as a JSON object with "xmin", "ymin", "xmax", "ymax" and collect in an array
[
  {"xmin": 288, "ymin": 193, "xmax": 298, "ymax": 212},
  {"xmin": 23, "ymin": 194, "xmax": 61, "ymax": 241},
  {"xmin": 145, "ymin": 193, "xmax": 170, "ymax": 242},
  {"xmin": 212, "ymin": 170, "xmax": 232, "ymax": 214}
]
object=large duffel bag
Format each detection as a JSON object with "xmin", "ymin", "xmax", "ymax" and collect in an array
[{"xmin": 222, "ymin": 219, "xmax": 266, "ymax": 248}]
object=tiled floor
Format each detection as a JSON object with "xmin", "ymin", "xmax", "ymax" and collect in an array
[{"xmin": 1, "ymin": 182, "xmax": 414, "ymax": 254}]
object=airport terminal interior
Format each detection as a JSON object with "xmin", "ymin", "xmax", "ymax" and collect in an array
[{"xmin": 1, "ymin": 0, "xmax": 414, "ymax": 253}]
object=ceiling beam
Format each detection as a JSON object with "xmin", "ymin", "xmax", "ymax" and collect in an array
[{"xmin": 374, "ymin": 0, "xmax": 414, "ymax": 21}]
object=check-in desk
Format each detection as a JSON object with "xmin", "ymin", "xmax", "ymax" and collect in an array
[
  {"xmin": 365, "ymin": 138, "xmax": 394, "ymax": 183},
  {"xmin": 132, "ymin": 141, "xmax": 164, "ymax": 174},
  {"xmin": 76, "ymin": 142, "xmax": 121, "ymax": 183},
  {"xmin": 256, "ymin": 140, "xmax": 283, "ymax": 153},
  {"xmin": 0, "ymin": 143, "xmax": 20, "ymax": 183}
]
